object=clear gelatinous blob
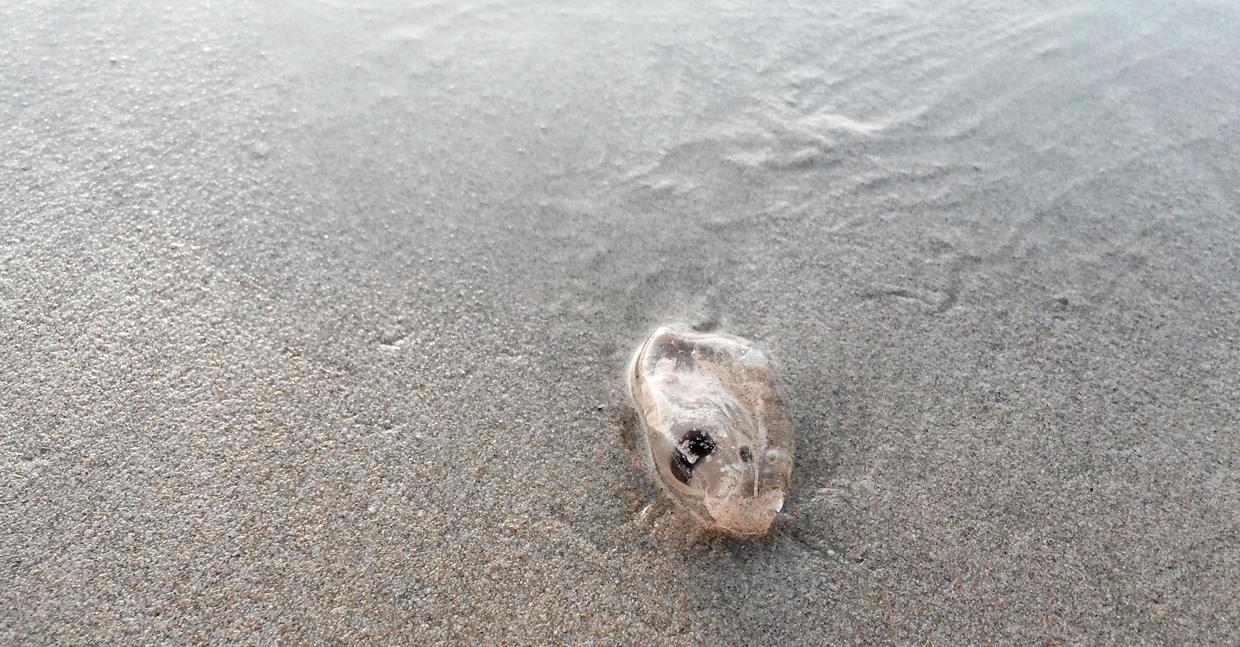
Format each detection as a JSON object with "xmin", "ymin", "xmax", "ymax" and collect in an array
[{"xmin": 627, "ymin": 324, "xmax": 794, "ymax": 537}]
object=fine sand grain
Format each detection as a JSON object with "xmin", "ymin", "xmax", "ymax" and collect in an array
[{"xmin": 3, "ymin": 0, "xmax": 1239, "ymax": 644}]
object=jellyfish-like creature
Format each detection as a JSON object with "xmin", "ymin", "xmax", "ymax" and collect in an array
[{"xmin": 627, "ymin": 324, "xmax": 794, "ymax": 537}]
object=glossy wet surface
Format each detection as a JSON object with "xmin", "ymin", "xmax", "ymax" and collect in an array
[
  {"xmin": 3, "ymin": 0, "xmax": 1239, "ymax": 643},
  {"xmin": 629, "ymin": 325, "xmax": 793, "ymax": 536}
]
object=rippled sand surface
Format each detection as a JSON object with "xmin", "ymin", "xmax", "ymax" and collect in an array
[{"xmin": 3, "ymin": 0, "xmax": 1239, "ymax": 643}]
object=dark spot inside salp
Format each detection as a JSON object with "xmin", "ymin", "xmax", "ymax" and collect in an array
[
  {"xmin": 668, "ymin": 429, "xmax": 716, "ymax": 485},
  {"xmin": 669, "ymin": 451, "xmax": 693, "ymax": 484},
  {"xmin": 680, "ymin": 429, "xmax": 716, "ymax": 461},
  {"xmin": 739, "ymin": 447, "xmax": 753, "ymax": 463}
]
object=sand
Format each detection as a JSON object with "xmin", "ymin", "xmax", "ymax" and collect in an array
[{"xmin": 2, "ymin": 0, "xmax": 1239, "ymax": 643}]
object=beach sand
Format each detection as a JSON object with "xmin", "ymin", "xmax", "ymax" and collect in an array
[{"xmin": 2, "ymin": 0, "xmax": 1238, "ymax": 643}]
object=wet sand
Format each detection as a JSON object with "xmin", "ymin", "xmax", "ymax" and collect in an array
[{"xmin": 3, "ymin": 0, "xmax": 1239, "ymax": 643}]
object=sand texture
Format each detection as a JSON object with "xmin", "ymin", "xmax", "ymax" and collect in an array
[{"xmin": 3, "ymin": 0, "xmax": 1239, "ymax": 644}]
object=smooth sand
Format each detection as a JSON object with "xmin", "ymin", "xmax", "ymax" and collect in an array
[{"xmin": 3, "ymin": 0, "xmax": 1239, "ymax": 643}]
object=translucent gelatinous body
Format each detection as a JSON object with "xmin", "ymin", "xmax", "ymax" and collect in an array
[{"xmin": 627, "ymin": 325, "xmax": 794, "ymax": 537}]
